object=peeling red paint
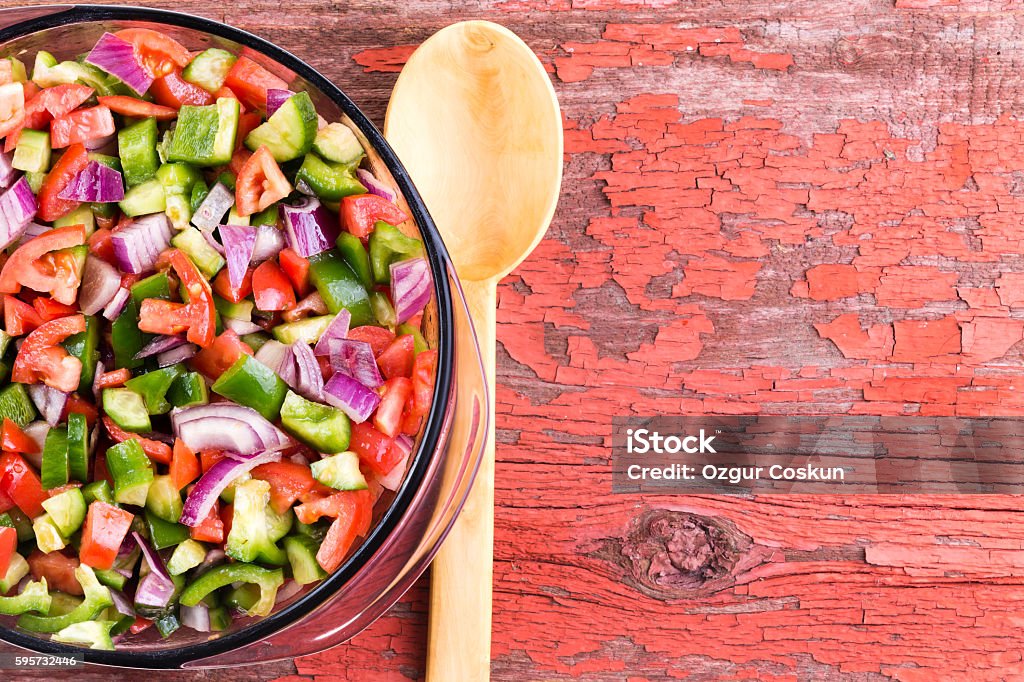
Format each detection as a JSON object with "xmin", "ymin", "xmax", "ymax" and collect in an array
[
  {"xmin": 554, "ymin": 24, "xmax": 794, "ymax": 83},
  {"xmin": 351, "ymin": 44, "xmax": 417, "ymax": 73}
]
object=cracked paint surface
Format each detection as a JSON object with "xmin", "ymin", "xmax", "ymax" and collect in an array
[{"xmin": 5, "ymin": 1, "xmax": 1024, "ymax": 681}]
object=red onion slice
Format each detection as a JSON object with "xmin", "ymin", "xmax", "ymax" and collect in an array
[
  {"xmin": 390, "ymin": 257, "xmax": 431, "ymax": 324},
  {"xmin": 85, "ymin": 33, "xmax": 153, "ymax": 95},
  {"xmin": 356, "ymin": 168, "xmax": 397, "ymax": 203},
  {"xmin": 78, "ymin": 255, "xmax": 122, "ymax": 316}
]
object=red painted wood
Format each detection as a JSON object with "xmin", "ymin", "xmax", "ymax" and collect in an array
[{"xmin": 2, "ymin": 1, "xmax": 1023, "ymax": 680}]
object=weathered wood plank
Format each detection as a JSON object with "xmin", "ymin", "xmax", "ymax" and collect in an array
[{"xmin": 2, "ymin": 0, "xmax": 1024, "ymax": 680}]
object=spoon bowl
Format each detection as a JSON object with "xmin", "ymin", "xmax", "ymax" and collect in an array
[{"xmin": 385, "ymin": 20, "xmax": 562, "ymax": 282}]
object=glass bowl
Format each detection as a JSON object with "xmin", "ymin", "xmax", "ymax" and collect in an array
[{"xmin": 0, "ymin": 4, "xmax": 488, "ymax": 669}]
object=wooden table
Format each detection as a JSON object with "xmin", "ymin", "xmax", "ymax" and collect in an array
[{"xmin": 4, "ymin": 0, "xmax": 1024, "ymax": 679}]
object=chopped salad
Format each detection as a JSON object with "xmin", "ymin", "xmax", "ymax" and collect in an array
[{"xmin": 0, "ymin": 28, "xmax": 436, "ymax": 650}]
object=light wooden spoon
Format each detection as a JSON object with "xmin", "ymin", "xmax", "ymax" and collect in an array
[{"xmin": 384, "ymin": 20, "xmax": 563, "ymax": 682}]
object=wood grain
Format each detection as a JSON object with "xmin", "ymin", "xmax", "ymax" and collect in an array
[{"xmin": 2, "ymin": 0, "xmax": 1024, "ymax": 680}]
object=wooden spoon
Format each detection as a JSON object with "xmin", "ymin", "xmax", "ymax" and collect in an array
[{"xmin": 384, "ymin": 20, "xmax": 563, "ymax": 682}]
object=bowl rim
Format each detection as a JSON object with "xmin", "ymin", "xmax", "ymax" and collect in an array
[{"xmin": 0, "ymin": 4, "xmax": 456, "ymax": 668}]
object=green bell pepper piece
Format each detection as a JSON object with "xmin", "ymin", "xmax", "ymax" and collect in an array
[
  {"xmin": 251, "ymin": 204, "xmax": 279, "ymax": 227},
  {"xmin": 145, "ymin": 512, "xmax": 190, "ymax": 550},
  {"xmin": 335, "ymin": 232, "xmax": 373, "ymax": 289},
  {"xmin": 0, "ymin": 578, "xmax": 51, "ymax": 615},
  {"xmin": 224, "ymin": 479, "xmax": 290, "ymax": 565},
  {"xmin": 308, "ymin": 250, "xmax": 372, "ymax": 326},
  {"xmin": 211, "ymin": 355, "xmax": 287, "ymax": 421},
  {"xmin": 294, "ymin": 153, "xmax": 365, "ymax": 201},
  {"xmin": 63, "ymin": 314, "xmax": 100, "ymax": 393},
  {"xmin": 124, "ymin": 364, "xmax": 184, "ymax": 415},
  {"xmin": 118, "ymin": 117, "xmax": 159, "ymax": 187},
  {"xmin": 131, "ymin": 271, "xmax": 171, "ymax": 302},
  {"xmin": 280, "ymin": 391, "xmax": 350, "ymax": 454},
  {"xmin": 179, "ymin": 563, "xmax": 284, "ymax": 618},
  {"xmin": 167, "ymin": 370, "xmax": 209, "ymax": 408},
  {"xmin": 51, "ymin": 619, "xmax": 116, "ymax": 650},
  {"xmin": 18, "ymin": 565, "xmax": 113, "ymax": 633},
  {"xmin": 396, "ymin": 322, "xmax": 429, "ymax": 355},
  {"xmin": 167, "ymin": 99, "xmax": 239, "ymax": 167},
  {"xmin": 369, "ymin": 290, "xmax": 396, "ymax": 327},
  {"xmin": 95, "ymin": 568, "xmax": 128, "ymax": 592},
  {"xmin": 111, "ymin": 297, "xmax": 144, "ymax": 370},
  {"xmin": 368, "ymin": 221, "xmax": 422, "ymax": 284},
  {"xmin": 190, "ymin": 178, "xmax": 210, "ymax": 212}
]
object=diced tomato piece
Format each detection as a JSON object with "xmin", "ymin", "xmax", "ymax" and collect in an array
[
  {"xmin": 225, "ymin": 57, "xmax": 288, "ymax": 110},
  {"xmin": 8, "ymin": 83, "xmax": 94, "ymax": 150},
  {"xmin": 374, "ymin": 377, "xmax": 412, "ymax": 438},
  {"xmin": 150, "ymin": 69, "xmax": 214, "ymax": 108},
  {"xmin": 32, "ymin": 297, "xmax": 77, "ymax": 323},
  {"xmin": 170, "ymin": 440, "xmax": 201, "ymax": 491},
  {"xmin": 115, "ymin": 28, "xmax": 190, "ymax": 78},
  {"xmin": 0, "ymin": 486, "xmax": 14, "ymax": 514},
  {"xmin": 138, "ymin": 249, "xmax": 215, "ymax": 347},
  {"xmin": 35, "ymin": 144, "xmax": 90, "ymax": 222},
  {"xmin": 376, "ymin": 334, "xmax": 416, "ymax": 380},
  {"xmin": 49, "ymin": 105, "xmax": 115, "ymax": 148},
  {"xmin": 350, "ymin": 422, "xmax": 405, "ymax": 477},
  {"xmin": 348, "ymin": 326, "xmax": 396, "ymax": 357},
  {"xmin": 227, "ymin": 146, "xmax": 252, "ymax": 176},
  {"xmin": 79, "ymin": 501, "xmax": 134, "ymax": 570},
  {"xmin": 341, "ymin": 194, "xmax": 409, "ymax": 240},
  {"xmin": 86, "ymin": 223, "xmax": 112, "ymax": 253},
  {"xmin": 278, "ymin": 248, "xmax": 311, "ymax": 297},
  {"xmin": 189, "ymin": 330, "xmax": 254, "ymax": 379},
  {"xmin": 103, "ymin": 416, "xmax": 172, "ymax": 465},
  {"xmin": 62, "ymin": 394, "xmax": 98, "ymax": 428},
  {"xmin": 251, "ymin": 461, "xmax": 325, "ymax": 515},
  {"xmin": 4, "ymin": 295, "xmax": 41, "ymax": 336},
  {"xmin": 189, "ymin": 500, "xmax": 224, "ymax": 543},
  {"xmin": 92, "ymin": 454, "xmax": 113, "ymax": 487},
  {"xmin": 220, "ymin": 502, "xmax": 233, "ymax": 538},
  {"xmin": 252, "ymin": 260, "xmax": 296, "ymax": 312},
  {"xmin": 129, "ymin": 617, "xmax": 153, "ymax": 635},
  {"xmin": 1, "ymin": 418, "xmax": 38, "ymax": 454},
  {"xmin": 0, "ymin": 223, "xmax": 88, "ymax": 304},
  {"xmin": 0, "ymin": 452, "xmax": 47, "ymax": 517},
  {"xmin": 97, "ymin": 95, "xmax": 178, "ymax": 121},
  {"xmin": 235, "ymin": 111, "xmax": 260, "ymax": 149},
  {"xmin": 95, "ymin": 368, "xmax": 132, "ymax": 389},
  {"xmin": 12, "ymin": 314, "xmax": 85, "ymax": 392},
  {"xmin": 0, "ymin": 526, "xmax": 16, "ymax": 576},
  {"xmin": 212, "ymin": 266, "xmax": 253, "ymax": 303},
  {"xmin": 27, "ymin": 550, "xmax": 82, "ymax": 596},
  {"xmin": 314, "ymin": 490, "xmax": 372, "ymax": 572},
  {"xmin": 405, "ymin": 348, "xmax": 437, "ymax": 426},
  {"xmin": 235, "ymin": 145, "xmax": 291, "ymax": 217},
  {"xmin": 199, "ymin": 449, "xmax": 227, "ymax": 474}
]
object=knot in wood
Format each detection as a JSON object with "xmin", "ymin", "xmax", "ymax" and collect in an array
[{"xmin": 600, "ymin": 509, "xmax": 763, "ymax": 600}]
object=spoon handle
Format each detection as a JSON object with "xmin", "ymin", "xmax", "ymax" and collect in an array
[{"xmin": 428, "ymin": 278, "xmax": 496, "ymax": 682}]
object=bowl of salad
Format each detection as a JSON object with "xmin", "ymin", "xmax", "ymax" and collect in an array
[{"xmin": 0, "ymin": 4, "xmax": 488, "ymax": 669}]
